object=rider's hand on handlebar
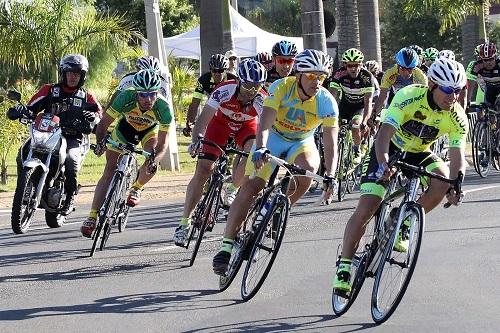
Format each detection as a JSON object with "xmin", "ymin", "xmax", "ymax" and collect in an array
[
  {"xmin": 182, "ymin": 121, "xmax": 193, "ymax": 137},
  {"xmin": 146, "ymin": 150, "xmax": 158, "ymax": 174},
  {"xmin": 93, "ymin": 136, "xmax": 108, "ymax": 156},
  {"xmin": 445, "ymin": 188, "xmax": 464, "ymax": 206},
  {"xmin": 320, "ymin": 176, "xmax": 338, "ymax": 205},
  {"xmin": 252, "ymin": 147, "xmax": 270, "ymax": 170},
  {"xmin": 187, "ymin": 140, "xmax": 200, "ymax": 157},
  {"xmin": 375, "ymin": 162, "xmax": 396, "ymax": 183}
]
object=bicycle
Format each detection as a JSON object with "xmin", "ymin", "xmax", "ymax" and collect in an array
[
  {"xmin": 308, "ymin": 125, "xmax": 326, "ymax": 193},
  {"xmin": 469, "ymin": 103, "xmax": 500, "ymax": 177},
  {"xmin": 88, "ymin": 137, "xmax": 150, "ymax": 257},
  {"xmin": 336, "ymin": 119, "xmax": 362, "ymax": 202},
  {"xmin": 218, "ymin": 153, "xmax": 324, "ymax": 301},
  {"xmin": 332, "ymin": 151, "xmax": 463, "ymax": 324},
  {"xmin": 185, "ymin": 137, "xmax": 248, "ymax": 267}
]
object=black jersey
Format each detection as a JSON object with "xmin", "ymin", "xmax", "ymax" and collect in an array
[
  {"xmin": 193, "ymin": 71, "xmax": 238, "ymax": 99},
  {"xmin": 330, "ymin": 67, "xmax": 376, "ymax": 108}
]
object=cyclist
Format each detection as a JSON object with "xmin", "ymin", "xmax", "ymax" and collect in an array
[
  {"xmin": 80, "ymin": 70, "xmax": 173, "ymax": 238},
  {"xmin": 409, "ymin": 44, "xmax": 424, "ymax": 67},
  {"xmin": 466, "ymin": 44, "xmax": 485, "ymax": 104},
  {"xmin": 212, "ymin": 49, "xmax": 340, "ymax": 274},
  {"xmin": 17, "ymin": 54, "xmax": 101, "ymax": 216},
  {"xmin": 254, "ymin": 51, "xmax": 273, "ymax": 71},
  {"xmin": 333, "ymin": 57, "xmax": 468, "ymax": 293},
  {"xmin": 322, "ymin": 54, "xmax": 335, "ymax": 90},
  {"xmin": 374, "ymin": 47, "xmax": 428, "ymax": 118},
  {"xmin": 421, "ymin": 47, "xmax": 439, "ymax": 74},
  {"xmin": 183, "ymin": 54, "xmax": 238, "ymax": 137},
  {"xmin": 172, "ymin": 59, "xmax": 269, "ymax": 247},
  {"xmin": 365, "ymin": 60, "xmax": 384, "ymax": 86},
  {"xmin": 468, "ymin": 42, "xmax": 500, "ymax": 107},
  {"xmin": 438, "ymin": 49, "xmax": 456, "ymax": 61},
  {"xmin": 266, "ymin": 40, "xmax": 298, "ymax": 85},
  {"xmin": 330, "ymin": 48, "xmax": 376, "ymax": 164},
  {"xmin": 225, "ymin": 50, "xmax": 238, "ymax": 75}
]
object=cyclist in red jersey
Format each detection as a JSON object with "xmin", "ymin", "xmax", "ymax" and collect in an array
[{"xmin": 173, "ymin": 59, "xmax": 269, "ymax": 247}]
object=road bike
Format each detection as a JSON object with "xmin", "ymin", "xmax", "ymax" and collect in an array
[{"xmin": 469, "ymin": 103, "xmax": 500, "ymax": 177}]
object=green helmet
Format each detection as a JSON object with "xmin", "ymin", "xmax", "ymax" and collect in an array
[
  {"xmin": 133, "ymin": 69, "xmax": 161, "ymax": 91},
  {"xmin": 342, "ymin": 48, "xmax": 364, "ymax": 63},
  {"xmin": 475, "ymin": 43, "xmax": 484, "ymax": 57},
  {"xmin": 423, "ymin": 47, "xmax": 439, "ymax": 61}
]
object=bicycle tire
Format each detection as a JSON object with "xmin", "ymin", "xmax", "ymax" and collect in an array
[
  {"xmin": 190, "ymin": 181, "xmax": 222, "ymax": 267},
  {"xmin": 241, "ymin": 195, "xmax": 290, "ymax": 301},
  {"xmin": 185, "ymin": 181, "xmax": 212, "ymax": 249},
  {"xmin": 371, "ymin": 203, "xmax": 424, "ymax": 324},
  {"xmin": 11, "ymin": 167, "xmax": 38, "ymax": 234},
  {"xmin": 118, "ymin": 159, "xmax": 137, "ymax": 232},
  {"xmin": 337, "ymin": 140, "xmax": 349, "ymax": 202},
  {"xmin": 471, "ymin": 122, "xmax": 490, "ymax": 178},
  {"xmin": 219, "ymin": 198, "xmax": 261, "ymax": 292}
]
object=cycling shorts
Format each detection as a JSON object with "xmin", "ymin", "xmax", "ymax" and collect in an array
[
  {"xmin": 199, "ymin": 117, "xmax": 257, "ymax": 161},
  {"xmin": 339, "ymin": 100, "xmax": 363, "ymax": 123},
  {"xmin": 360, "ymin": 141, "xmax": 445, "ymax": 198},
  {"xmin": 108, "ymin": 119, "xmax": 158, "ymax": 153},
  {"xmin": 245, "ymin": 130, "xmax": 318, "ymax": 181}
]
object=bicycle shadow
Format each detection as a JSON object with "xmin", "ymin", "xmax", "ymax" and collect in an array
[{"xmin": 0, "ymin": 289, "xmax": 235, "ymax": 321}]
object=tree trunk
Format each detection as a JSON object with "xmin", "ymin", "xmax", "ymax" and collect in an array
[
  {"xmin": 200, "ymin": 0, "xmax": 225, "ymax": 73},
  {"xmin": 300, "ymin": 0, "xmax": 327, "ymax": 52},
  {"xmin": 1, "ymin": 159, "xmax": 7, "ymax": 185},
  {"xmin": 335, "ymin": 0, "xmax": 360, "ymax": 63},
  {"xmin": 461, "ymin": 2, "xmax": 490, "ymax": 63},
  {"xmin": 357, "ymin": 0, "xmax": 381, "ymax": 68},
  {"xmin": 222, "ymin": 0, "xmax": 234, "ymax": 53}
]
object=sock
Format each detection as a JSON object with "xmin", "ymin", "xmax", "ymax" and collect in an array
[
  {"xmin": 220, "ymin": 237, "xmax": 234, "ymax": 253},
  {"xmin": 132, "ymin": 180, "xmax": 144, "ymax": 191},
  {"xmin": 338, "ymin": 257, "xmax": 352, "ymax": 271},
  {"xmin": 89, "ymin": 209, "xmax": 98, "ymax": 220},
  {"xmin": 179, "ymin": 217, "xmax": 191, "ymax": 227}
]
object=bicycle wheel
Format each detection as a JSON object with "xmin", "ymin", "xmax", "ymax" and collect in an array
[
  {"xmin": 371, "ymin": 203, "xmax": 424, "ymax": 324},
  {"xmin": 118, "ymin": 160, "xmax": 137, "ymax": 232},
  {"xmin": 219, "ymin": 198, "xmax": 261, "ymax": 292},
  {"xmin": 190, "ymin": 182, "xmax": 222, "ymax": 267},
  {"xmin": 241, "ymin": 195, "xmax": 290, "ymax": 301},
  {"xmin": 11, "ymin": 167, "xmax": 39, "ymax": 234},
  {"xmin": 471, "ymin": 122, "xmax": 490, "ymax": 178},
  {"xmin": 338, "ymin": 140, "xmax": 351, "ymax": 202}
]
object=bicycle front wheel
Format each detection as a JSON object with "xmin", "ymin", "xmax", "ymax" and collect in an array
[
  {"xmin": 371, "ymin": 203, "xmax": 424, "ymax": 324},
  {"xmin": 472, "ymin": 122, "xmax": 490, "ymax": 178},
  {"xmin": 241, "ymin": 195, "xmax": 290, "ymax": 301}
]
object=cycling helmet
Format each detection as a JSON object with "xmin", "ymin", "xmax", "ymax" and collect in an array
[
  {"xmin": 423, "ymin": 47, "xmax": 439, "ymax": 61},
  {"xmin": 237, "ymin": 59, "xmax": 267, "ymax": 84},
  {"xmin": 409, "ymin": 45, "xmax": 423, "ymax": 56},
  {"xmin": 133, "ymin": 69, "xmax": 162, "ymax": 91},
  {"xmin": 427, "ymin": 58, "xmax": 467, "ymax": 89},
  {"xmin": 438, "ymin": 49, "xmax": 456, "ymax": 61},
  {"xmin": 254, "ymin": 51, "xmax": 272, "ymax": 65},
  {"xmin": 136, "ymin": 55, "xmax": 161, "ymax": 73},
  {"xmin": 294, "ymin": 49, "xmax": 330, "ymax": 74},
  {"xmin": 59, "ymin": 54, "xmax": 89, "ymax": 88},
  {"xmin": 474, "ymin": 44, "xmax": 484, "ymax": 57},
  {"xmin": 209, "ymin": 54, "xmax": 229, "ymax": 70},
  {"xmin": 395, "ymin": 48, "xmax": 418, "ymax": 68},
  {"xmin": 479, "ymin": 42, "xmax": 497, "ymax": 59},
  {"xmin": 365, "ymin": 60, "xmax": 380, "ymax": 73},
  {"xmin": 342, "ymin": 48, "xmax": 364, "ymax": 63},
  {"xmin": 272, "ymin": 40, "xmax": 298, "ymax": 57},
  {"xmin": 326, "ymin": 54, "xmax": 334, "ymax": 70}
]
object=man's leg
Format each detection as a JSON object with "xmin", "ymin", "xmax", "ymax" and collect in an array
[
  {"xmin": 80, "ymin": 148, "xmax": 120, "ymax": 237},
  {"xmin": 224, "ymin": 138, "xmax": 255, "ymax": 206},
  {"xmin": 286, "ymin": 149, "xmax": 319, "ymax": 205},
  {"xmin": 62, "ymin": 138, "xmax": 84, "ymax": 215},
  {"xmin": 126, "ymin": 136, "xmax": 157, "ymax": 207}
]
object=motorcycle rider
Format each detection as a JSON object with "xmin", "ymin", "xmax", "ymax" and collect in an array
[{"xmin": 15, "ymin": 54, "xmax": 101, "ymax": 215}]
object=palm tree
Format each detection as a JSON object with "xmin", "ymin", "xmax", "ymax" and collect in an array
[
  {"xmin": 336, "ymin": 0, "xmax": 360, "ymax": 61},
  {"xmin": 300, "ymin": 0, "xmax": 327, "ymax": 52},
  {"xmin": 357, "ymin": 0, "xmax": 381, "ymax": 66},
  {"xmin": 0, "ymin": 0, "xmax": 139, "ymax": 83}
]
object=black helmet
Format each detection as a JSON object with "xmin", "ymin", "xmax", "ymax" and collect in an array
[
  {"xmin": 59, "ymin": 54, "xmax": 89, "ymax": 88},
  {"xmin": 209, "ymin": 54, "xmax": 229, "ymax": 70},
  {"xmin": 272, "ymin": 40, "xmax": 298, "ymax": 57}
]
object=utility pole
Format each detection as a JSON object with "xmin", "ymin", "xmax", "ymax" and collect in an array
[{"xmin": 144, "ymin": 0, "xmax": 180, "ymax": 171}]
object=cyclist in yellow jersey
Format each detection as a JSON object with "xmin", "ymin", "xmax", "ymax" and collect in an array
[
  {"xmin": 333, "ymin": 58, "xmax": 468, "ymax": 293},
  {"xmin": 213, "ymin": 49, "xmax": 340, "ymax": 274},
  {"xmin": 374, "ymin": 47, "xmax": 428, "ymax": 118}
]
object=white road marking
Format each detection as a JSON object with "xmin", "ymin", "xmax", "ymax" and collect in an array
[
  {"xmin": 150, "ymin": 235, "xmax": 222, "ymax": 252},
  {"xmin": 463, "ymin": 184, "xmax": 500, "ymax": 194}
]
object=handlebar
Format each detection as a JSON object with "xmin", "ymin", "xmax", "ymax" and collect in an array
[
  {"xmin": 193, "ymin": 135, "xmax": 249, "ymax": 159},
  {"xmin": 264, "ymin": 153, "xmax": 324, "ymax": 182},
  {"xmin": 90, "ymin": 137, "xmax": 151, "ymax": 158}
]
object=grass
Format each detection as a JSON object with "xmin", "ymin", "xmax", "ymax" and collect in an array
[{"xmin": 0, "ymin": 131, "xmax": 196, "ymax": 193}]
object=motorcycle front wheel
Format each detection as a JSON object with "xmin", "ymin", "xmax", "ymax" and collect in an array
[{"xmin": 11, "ymin": 167, "xmax": 39, "ymax": 234}]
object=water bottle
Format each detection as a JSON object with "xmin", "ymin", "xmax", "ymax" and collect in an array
[{"xmin": 254, "ymin": 201, "xmax": 271, "ymax": 229}]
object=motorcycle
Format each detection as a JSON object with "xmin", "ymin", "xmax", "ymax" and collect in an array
[{"xmin": 7, "ymin": 90, "xmax": 96, "ymax": 234}]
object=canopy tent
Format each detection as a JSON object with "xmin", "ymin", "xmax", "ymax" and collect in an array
[{"xmin": 163, "ymin": 6, "xmax": 303, "ymax": 59}]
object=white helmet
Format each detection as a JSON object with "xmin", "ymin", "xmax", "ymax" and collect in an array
[
  {"xmin": 438, "ymin": 49, "xmax": 455, "ymax": 61},
  {"xmin": 294, "ymin": 49, "xmax": 330, "ymax": 74},
  {"xmin": 136, "ymin": 55, "xmax": 161, "ymax": 73},
  {"xmin": 427, "ymin": 58, "xmax": 466, "ymax": 89}
]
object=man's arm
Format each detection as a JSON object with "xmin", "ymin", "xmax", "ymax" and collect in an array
[
  {"xmin": 153, "ymin": 130, "xmax": 169, "ymax": 162},
  {"xmin": 448, "ymin": 147, "xmax": 466, "ymax": 179},
  {"xmin": 374, "ymin": 87, "xmax": 389, "ymax": 116},
  {"xmin": 375, "ymin": 123, "xmax": 397, "ymax": 166},
  {"xmin": 322, "ymin": 125, "xmax": 339, "ymax": 177},
  {"xmin": 95, "ymin": 113, "xmax": 115, "ymax": 143},
  {"xmin": 468, "ymin": 80, "xmax": 478, "ymax": 105},
  {"xmin": 190, "ymin": 103, "xmax": 216, "ymax": 141},
  {"xmin": 186, "ymin": 97, "xmax": 202, "ymax": 125},
  {"xmin": 256, "ymin": 106, "xmax": 277, "ymax": 149},
  {"xmin": 362, "ymin": 92, "xmax": 374, "ymax": 125}
]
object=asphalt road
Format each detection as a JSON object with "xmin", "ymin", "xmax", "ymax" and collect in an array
[{"xmin": 0, "ymin": 169, "xmax": 499, "ymax": 332}]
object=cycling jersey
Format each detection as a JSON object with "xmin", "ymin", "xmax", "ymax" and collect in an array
[
  {"xmin": 266, "ymin": 66, "xmax": 295, "ymax": 84},
  {"xmin": 330, "ymin": 67, "xmax": 376, "ymax": 108},
  {"xmin": 466, "ymin": 59, "xmax": 485, "ymax": 103},
  {"xmin": 117, "ymin": 72, "xmax": 169, "ymax": 98},
  {"xmin": 382, "ymin": 85, "xmax": 468, "ymax": 153},
  {"xmin": 192, "ymin": 71, "xmax": 238, "ymax": 100},
  {"xmin": 264, "ymin": 77, "xmax": 339, "ymax": 140},
  {"xmin": 470, "ymin": 58, "xmax": 500, "ymax": 104},
  {"xmin": 380, "ymin": 65, "xmax": 428, "ymax": 105}
]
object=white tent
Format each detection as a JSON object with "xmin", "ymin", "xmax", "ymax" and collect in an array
[{"xmin": 163, "ymin": 6, "xmax": 303, "ymax": 59}]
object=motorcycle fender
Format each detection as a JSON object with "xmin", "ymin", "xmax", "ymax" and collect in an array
[
  {"xmin": 57, "ymin": 137, "xmax": 67, "ymax": 166},
  {"xmin": 23, "ymin": 158, "xmax": 49, "ymax": 173}
]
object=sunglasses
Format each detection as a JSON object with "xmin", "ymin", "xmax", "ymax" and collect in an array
[
  {"xmin": 398, "ymin": 66, "xmax": 413, "ymax": 72},
  {"xmin": 303, "ymin": 73, "xmax": 327, "ymax": 81},
  {"xmin": 483, "ymin": 57, "xmax": 496, "ymax": 62},
  {"xmin": 137, "ymin": 91, "xmax": 157, "ymax": 98},
  {"xmin": 438, "ymin": 85, "xmax": 462, "ymax": 95},
  {"xmin": 346, "ymin": 63, "xmax": 361, "ymax": 69},
  {"xmin": 240, "ymin": 82, "xmax": 262, "ymax": 93},
  {"xmin": 229, "ymin": 57, "xmax": 237, "ymax": 61},
  {"xmin": 276, "ymin": 57, "xmax": 295, "ymax": 65},
  {"xmin": 211, "ymin": 69, "xmax": 225, "ymax": 74}
]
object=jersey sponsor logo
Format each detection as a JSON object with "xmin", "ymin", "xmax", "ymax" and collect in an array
[
  {"xmin": 401, "ymin": 120, "xmax": 439, "ymax": 142},
  {"xmin": 384, "ymin": 116, "xmax": 399, "ymax": 128},
  {"xmin": 414, "ymin": 110, "xmax": 427, "ymax": 120},
  {"xmin": 395, "ymin": 92, "xmax": 425, "ymax": 109},
  {"xmin": 450, "ymin": 110, "xmax": 467, "ymax": 133},
  {"xmin": 393, "ymin": 134, "xmax": 405, "ymax": 147},
  {"xmin": 53, "ymin": 86, "xmax": 60, "ymax": 97},
  {"xmin": 72, "ymin": 98, "xmax": 82, "ymax": 107},
  {"xmin": 212, "ymin": 89, "xmax": 230, "ymax": 103},
  {"xmin": 285, "ymin": 107, "xmax": 307, "ymax": 126}
]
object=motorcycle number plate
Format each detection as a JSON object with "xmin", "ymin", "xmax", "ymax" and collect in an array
[{"xmin": 34, "ymin": 114, "xmax": 60, "ymax": 132}]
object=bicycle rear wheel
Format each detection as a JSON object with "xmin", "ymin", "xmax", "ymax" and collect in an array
[
  {"xmin": 371, "ymin": 203, "xmax": 424, "ymax": 324},
  {"xmin": 337, "ymin": 140, "xmax": 349, "ymax": 202},
  {"xmin": 219, "ymin": 198, "xmax": 261, "ymax": 292},
  {"xmin": 241, "ymin": 195, "xmax": 290, "ymax": 301},
  {"xmin": 190, "ymin": 182, "xmax": 221, "ymax": 267},
  {"xmin": 471, "ymin": 122, "xmax": 490, "ymax": 178}
]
